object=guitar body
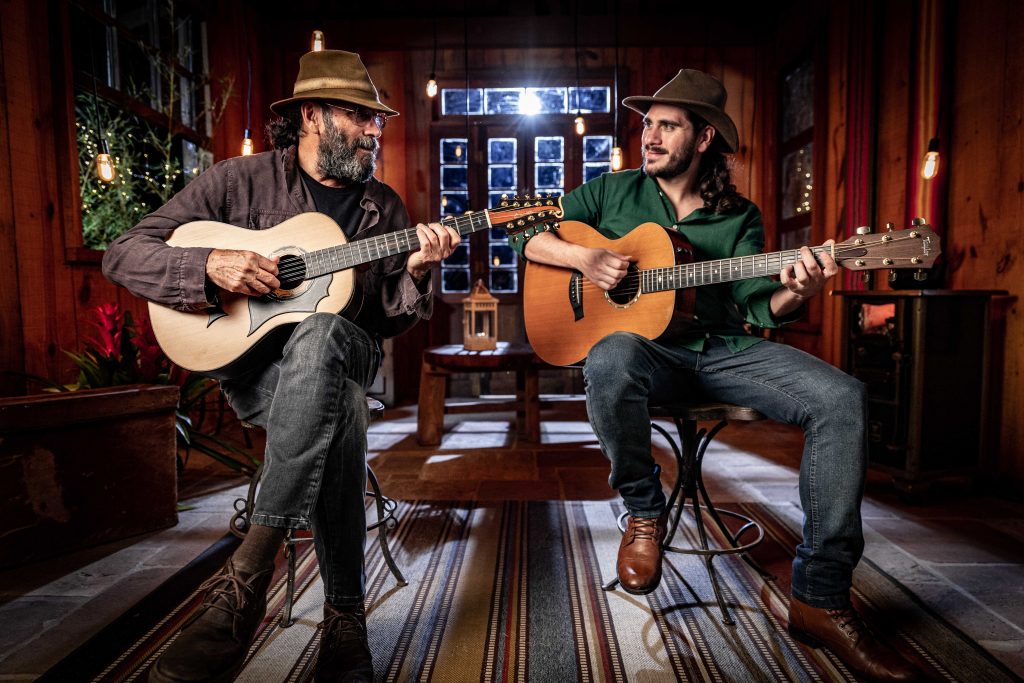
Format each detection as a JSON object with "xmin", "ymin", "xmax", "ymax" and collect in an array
[
  {"xmin": 524, "ymin": 221, "xmax": 696, "ymax": 366},
  {"xmin": 148, "ymin": 213, "xmax": 356, "ymax": 379}
]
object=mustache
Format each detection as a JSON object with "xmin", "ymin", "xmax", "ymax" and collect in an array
[
  {"xmin": 644, "ymin": 145, "xmax": 667, "ymax": 154},
  {"xmin": 354, "ymin": 136, "xmax": 379, "ymax": 152}
]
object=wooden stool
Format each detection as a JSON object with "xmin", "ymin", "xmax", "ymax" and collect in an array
[
  {"xmin": 603, "ymin": 401, "xmax": 772, "ymax": 625},
  {"xmin": 417, "ymin": 342, "xmax": 541, "ymax": 446},
  {"xmin": 230, "ymin": 396, "xmax": 407, "ymax": 628}
]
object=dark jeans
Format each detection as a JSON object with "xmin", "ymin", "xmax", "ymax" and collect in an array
[
  {"xmin": 583, "ymin": 333, "xmax": 867, "ymax": 609},
  {"xmin": 220, "ymin": 313, "xmax": 380, "ymax": 607}
]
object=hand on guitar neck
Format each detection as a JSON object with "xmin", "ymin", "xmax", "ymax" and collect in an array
[{"xmin": 771, "ymin": 240, "xmax": 839, "ymax": 317}]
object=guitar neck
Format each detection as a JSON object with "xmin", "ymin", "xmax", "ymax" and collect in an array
[
  {"xmin": 303, "ymin": 211, "xmax": 491, "ymax": 278},
  {"xmin": 643, "ymin": 245, "xmax": 835, "ymax": 292}
]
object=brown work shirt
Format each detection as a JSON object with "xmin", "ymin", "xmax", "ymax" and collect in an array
[{"xmin": 101, "ymin": 146, "xmax": 431, "ymax": 339}]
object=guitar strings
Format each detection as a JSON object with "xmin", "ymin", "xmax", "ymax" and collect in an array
[{"xmin": 566, "ymin": 236, "xmax": 928, "ymax": 295}]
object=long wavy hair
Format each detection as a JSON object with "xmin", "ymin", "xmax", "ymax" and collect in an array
[
  {"xmin": 686, "ymin": 110, "xmax": 747, "ymax": 214},
  {"xmin": 265, "ymin": 103, "xmax": 305, "ymax": 150}
]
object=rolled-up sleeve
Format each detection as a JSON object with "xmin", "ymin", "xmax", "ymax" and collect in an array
[{"xmin": 101, "ymin": 163, "xmax": 229, "ymax": 311}]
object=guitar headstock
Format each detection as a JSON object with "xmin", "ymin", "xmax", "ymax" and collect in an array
[
  {"xmin": 835, "ymin": 221, "xmax": 940, "ymax": 271},
  {"xmin": 488, "ymin": 194, "xmax": 563, "ymax": 241}
]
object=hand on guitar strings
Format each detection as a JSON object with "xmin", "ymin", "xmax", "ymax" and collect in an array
[
  {"xmin": 407, "ymin": 222, "xmax": 461, "ymax": 281},
  {"xmin": 779, "ymin": 241, "xmax": 838, "ymax": 301},
  {"xmin": 576, "ymin": 247, "xmax": 632, "ymax": 291},
  {"xmin": 206, "ymin": 249, "xmax": 281, "ymax": 297}
]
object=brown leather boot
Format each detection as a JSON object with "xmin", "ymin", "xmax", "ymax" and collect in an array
[
  {"xmin": 616, "ymin": 513, "xmax": 667, "ymax": 595},
  {"xmin": 148, "ymin": 558, "xmax": 273, "ymax": 683},
  {"xmin": 788, "ymin": 597, "xmax": 920, "ymax": 682},
  {"xmin": 316, "ymin": 603, "xmax": 374, "ymax": 682}
]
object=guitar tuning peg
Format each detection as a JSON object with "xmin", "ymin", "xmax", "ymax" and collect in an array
[
  {"xmin": 862, "ymin": 271, "xmax": 871, "ymax": 284},
  {"xmin": 911, "ymin": 217, "xmax": 926, "ymax": 226},
  {"xmin": 885, "ymin": 222, "xmax": 894, "ymax": 232},
  {"xmin": 914, "ymin": 270, "xmax": 928, "ymax": 282},
  {"xmin": 501, "ymin": 193, "xmax": 509, "ymax": 200},
  {"xmin": 888, "ymin": 270, "xmax": 898, "ymax": 283},
  {"xmin": 856, "ymin": 226, "xmax": 872, "ymax": 235}
]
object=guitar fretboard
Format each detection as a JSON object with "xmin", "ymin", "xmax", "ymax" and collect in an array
[
  {"xmin": 640, "ymin": 246, "xmax": 834, "ymax": 293},
  {"xmin": 303, "ymin": 212, "xmax": 492, "ymax": 278}
]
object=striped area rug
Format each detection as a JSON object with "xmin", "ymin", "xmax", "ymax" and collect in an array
[{"xmin": 89, "ymin": 500, "xmax": 1016, "ymax": 682}]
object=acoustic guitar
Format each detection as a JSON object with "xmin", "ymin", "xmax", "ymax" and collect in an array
[
  {"xmin": 516, "ymin": 220, "xmax": 940, "ymax": 366},
  {"xmin": 148, "ymin": 197, "xmax": 558, "ymax": 379}
]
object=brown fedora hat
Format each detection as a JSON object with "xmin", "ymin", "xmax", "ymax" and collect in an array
[
  {"xmin": 622, "ymin": 69, "xmax": 738, "ymax": 153},
  {"xmin": 271, "ymin": 49, "xmax": 399, "ymax": 117}
]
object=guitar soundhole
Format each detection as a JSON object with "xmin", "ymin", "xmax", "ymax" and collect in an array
[
  {"xmin": 606, "ymin": 264, "xmax": 641, "ymax": 307},
  {"xmin": 276, "ymin": 254, "xmax": 307, "ymax": 290}
]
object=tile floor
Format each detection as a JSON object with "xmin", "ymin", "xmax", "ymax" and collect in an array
[{"xmin": 1, "ymin": 403, "xmax": 1022, "ymax": 680}]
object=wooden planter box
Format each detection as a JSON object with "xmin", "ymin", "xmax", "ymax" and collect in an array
[{"xmin": 0, "ymin": 384, "xmax": 180, "ymax": 569}]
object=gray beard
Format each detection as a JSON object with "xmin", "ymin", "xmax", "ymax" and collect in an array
[
  {"xmin": 317, "ymin": 115, "xmax": 378, "ymax": 184},
  {"xmin": 643, "ymin": 138, "xmax": 697, "ymax": 179}
]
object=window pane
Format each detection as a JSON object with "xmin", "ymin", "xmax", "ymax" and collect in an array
[
  {"xmin": 526, "ymin": 87, "xmax": 567, "ymax": 114},
  {"xmin": 489, "ymin": 244, "xmax": 517, "ymax": 267},
  {"xmin": 488, "ymin": 138, "xmax": 516, "ymax": 164},
  {"xmin": 535, "ymin": 163, "xmax": 564, "ymax": 189},
  {"xmin": 441, "ymin": 138, "xmax": 468, "ymax": 163},
  {"xmin": 442, "ymin": 165, "xmax": 468, "ymax": 190},
  {"xmin": 535, "ymin": 136, "xmax": 564, "ymax": 162},
  {"xmin": 570, "ymin": 86, "xmax": 611, "ymax": 113},
  {"xmin": 441, "ymin": 88, "xmax": 483, "ymax": 115},
  {"xmin": 781, "ymin": 143, "xmax": 813, "ymax": 219},
  {"xmin": 119, "ymin": 35, "xmax": 154, "ymax": 102},
  {"xmin": 583, "ymin": 135, "xmax": 612, "ymax": 161},
  {"xmin": 441, "ymin": 192, "xmax": 468, "ymax": 215},
  {"xmin": 583, "ymin": 162, "xmax": 611, "ymax": 183},
  {"xmin": 443, "ymin": 244, "xmax": 470, "ymax": 266},
  {"xmin": 782, "ymin": 61, "xmax": 815, "ymax": 142},
  {"xmin": 490, "ymin": 269, "xmax": 517, "ymax": 293},
  {"xmin": 442, "ymin": 268, "xmax": 471, "ymax": 294},
  {"xmin": 484, "ymin": 88, "xmax": 523, "ymax": 115},
  {"xmin": 488, "ymin": 165, "xmax": 516, "ymax": 190}
]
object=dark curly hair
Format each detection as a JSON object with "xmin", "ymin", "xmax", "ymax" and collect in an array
[
  {"xmin": 265, "ymin": 102, "xmax": 305, "ymax": 150},
  {"xmin": 686, "ymin": 110, "xmax": 747, "ymax": 214}
]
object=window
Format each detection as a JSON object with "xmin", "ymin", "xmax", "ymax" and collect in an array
[
  {"xmin": 433, "ymin": 85, "xmax": 613, "ymax": 297},
  {"xmin": 778, "ymin": 59, "xmax": 815, "ymax": 251},
  {"xmin": 67, "ymin": 0, "xmax": 215, "ymax": 251}
]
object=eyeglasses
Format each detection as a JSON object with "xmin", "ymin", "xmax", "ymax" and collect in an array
[{"xmin": 323, "ymin": 102, "xmax": 389, "ymax": 130}]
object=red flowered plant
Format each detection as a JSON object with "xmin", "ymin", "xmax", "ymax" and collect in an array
[
  {"xmin": 64, "ymin": 303, "xmax": 170, "ymax": 388},
  {"xmin": 45, "ymin": 303, "xmax": 260, "ymax": 475}
]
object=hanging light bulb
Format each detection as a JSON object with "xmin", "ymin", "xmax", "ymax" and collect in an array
[
  {"xmin": 426, "ymin": 73, "xmax": 438, "ymax": 98},
  {"xmin": 921, "ymin": 137, "xmax": 940, "ymax": 180},
  {"xmin": 241, "ymin": 128, "xmax": 254, "ymax": 156},
  {"xmin": 95, "ymin": 138, "xmax": 116, "ymax": 182},
  {"xmin": 611, "ymin": 145, "xmax": 623, "ymax": 171},
  {"xmin": 311, "ymin": 30, "xmax": 325, "ymax": 52},
  {"xmin": 441, "ymin": 195, "xmax": 448, "ymax": 207},
  {"xmin": 574, "ymin": 114, "xmax": 585, "ymax": 136},
  {"xmin": 454, "ymin": 143, "xmax": 463, "ymax": 159}
]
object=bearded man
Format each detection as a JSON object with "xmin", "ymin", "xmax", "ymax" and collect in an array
[
  {"xmin": 509, "ymin": 69, "xmax": 918, "ymax": 682},
  {"xmin": 103, "ymin": 49, "xmax": 458, "ymax": 683}
]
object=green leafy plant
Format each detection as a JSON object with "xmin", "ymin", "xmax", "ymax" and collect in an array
[{"xmin": 30, "ymin": 303, "xmax": 259, "ymax": 476}]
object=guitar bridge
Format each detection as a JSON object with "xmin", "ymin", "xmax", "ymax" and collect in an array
[{"xmin": 569, "ymin": 271, "xmax": 584, "ymax": 321}]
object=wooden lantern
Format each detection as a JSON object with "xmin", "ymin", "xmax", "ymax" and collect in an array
[{"xmin": 462, "ymin": 279, "xmax": 498, "ymax": 351}]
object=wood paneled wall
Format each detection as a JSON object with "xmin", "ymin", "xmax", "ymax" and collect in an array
[{"xmin": 2, "ymin": 0, "xmax": 1021, "ymax": 484}]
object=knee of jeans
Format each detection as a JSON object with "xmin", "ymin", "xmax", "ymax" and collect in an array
[{"xmin": 585, "ymin": 333, "xmax": 646, "ymax": 381}]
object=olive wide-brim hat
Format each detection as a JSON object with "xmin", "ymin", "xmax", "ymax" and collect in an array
[
  {"xmin": 622, "ymin": 69, "xmax": 738, "ymax": 153},
  {"xmin": 270, "ymin": 49, "xmax": 399, "ymax": 117}
]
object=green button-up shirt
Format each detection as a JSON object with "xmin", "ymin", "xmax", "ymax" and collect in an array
[{"xmin": 511, "ymin": 169, "xmax": 801, "ymax": 353}]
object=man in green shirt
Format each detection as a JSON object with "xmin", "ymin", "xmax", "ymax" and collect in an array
[{"xmin": 512, "ymin": 70, "xmax": 916, "ymax": 682}]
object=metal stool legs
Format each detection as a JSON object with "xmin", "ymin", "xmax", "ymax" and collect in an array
[
  {"xmin": 602, "ymin": 413, "xmax": 771, "ymax": 626},
  {"xmin": 231, "ymin": 462, "xmax": 406, "ymax": 628}
]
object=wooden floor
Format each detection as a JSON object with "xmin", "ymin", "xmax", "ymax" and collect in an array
[{"xmin": 1, "ymin": 403, "xmax": 1023, "ymax": 679}]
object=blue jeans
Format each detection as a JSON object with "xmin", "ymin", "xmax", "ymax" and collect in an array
[
  {"xmin": 219, "ymin": 313, "xmax": 380, "ymax": 607},
  {"xmin": 583, "ymin": 333, "xmax": 867, "ymax": 609}
]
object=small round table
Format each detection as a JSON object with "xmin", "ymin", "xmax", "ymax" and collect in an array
[{"xmin": 417, "ymin": 342, "xmax": 541, "ymax": 446}]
